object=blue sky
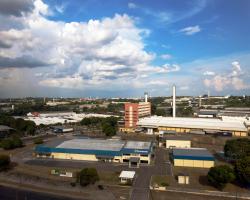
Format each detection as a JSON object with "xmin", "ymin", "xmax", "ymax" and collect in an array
[{"xmin": 0, "ymin": 0, "xmax": 249, "ymax": 98}]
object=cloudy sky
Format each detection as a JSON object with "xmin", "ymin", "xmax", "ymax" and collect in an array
[{"xmin": 0, "ymin": 0, "xmax": 249, "ymax": 98}]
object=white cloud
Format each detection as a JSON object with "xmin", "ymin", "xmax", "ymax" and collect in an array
[
  {"xmin": 179, "ymin": 86, "xmax": 189, "ymax": 90},
  {"xmin": 203, "ymin": 61, "xmax": 249, "ymax": 91},
  {"xmin": 161, "ymin": 54, "xmax": 172, "ymax": 60},
  {"xmin": 203, "ymin": 71, "xmax": 215, "ymax": 76},
  {"xmin": 179, "ymin": 25, "xmax": 201, "ymax": 35},
  {"xmin": 0, "ymin": 0, "xmax": 184, "ymax": 92},
  {"xmin": 128, "ymin": 2, "xmax": 137, "ymax": 9}
]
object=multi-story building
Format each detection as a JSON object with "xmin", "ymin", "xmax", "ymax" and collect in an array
[{"xmin": 121, "ymin": 93, "xmax": 151, "ymax": 132}]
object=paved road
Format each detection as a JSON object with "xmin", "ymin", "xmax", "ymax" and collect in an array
[
  {"xmin": 0, "ymin": 185, "xmax": 80, "ymax": 200},
  {"xmin": 130, "ymin": 148, "xmax": 170, "ymax": 200}
]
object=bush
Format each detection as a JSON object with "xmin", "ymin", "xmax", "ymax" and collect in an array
[
  {"xmin": 98, "ymin": 185, "xmax": 104, "ymax": 190},
  {"xmin": 207, "ymin": 165, "xmax": 235, "ymax": 190},
  {"xmin": 0, "ymin": 154, "xmax": 10, "ymax": 171},
  {"xmin": 70, "ymin": 182, "xmax": 76, "ymax": 187},
  {"xmin": 77, "ymin": 168, "xmax": 99, "ymax": 187},
  {"xmin": 34, "ymin": 138, "xmax": 44, "ymax": 144},
  {"xmin": 160, "ymin": 182, "xmax": 169, "ymax": 187},
  {"xmin": 1, "ymin": 139, "xmax": 14, "ymax": 150},
  {"xmin": 1, "ymin": 136, "xmax": 23, "ymax": 150}
]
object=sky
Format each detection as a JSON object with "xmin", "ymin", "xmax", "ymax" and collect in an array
[{"xmin": 0, "ymin": 0, "xmax": 250, "ymax": 98}]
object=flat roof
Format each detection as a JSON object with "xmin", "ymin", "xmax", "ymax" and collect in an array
[
  {"xmin": 124, "ymin": 141, "xmax": 151, "ymax": 150},
  {"xmin": 36, "ymin": 138, "xmax": 153, "ymax": 156},
  {"xmin": 137, "ymin": 116, "xmax": 247, "ymax": 132},
  {"xmin": 173, "ymin": 148, "xmax": 214, "ymax": 161},
  {"xmin": 57, "ymin": 139, "xmax": 125, "ymax": 151},
  {"xmin": 119, "ymin": 171, "xmax": 135, "ymax": 179}
]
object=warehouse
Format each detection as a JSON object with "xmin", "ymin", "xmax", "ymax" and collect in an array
[
  {"xmin": 137, "ymin": 116, "xmax": 248, "ymax": 137},
  {"xmin": 35, "ymin": 138, "xmax": 153, "ymax": 166},
  {"xmin": 165, "ymin": 138, "xmax": 191, "ymax": 149},
  {"xmin": 171, "ymin": 148, "xmax": 215, "ymax": 168}
]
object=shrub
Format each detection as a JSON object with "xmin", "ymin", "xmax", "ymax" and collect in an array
[
  {"xmin": 207, "ymin": 165, "xmax": 235, "ymax": 190},
  {"xmin": 98, "ymin": 185, "xmax": 104, "ymax": 190},
  {"xmin": 1, "ymin": 136, "xmax": 23, "ymax": 150},
  {"xmin": 70, "ymin": 182, "xmax": 76, "ymax": 187},
  {"xmin": 0, "ymin": 154, "xmax": 10, "ymax": 171},
  {"xmin": 160, "ymin": 182, "xmax": 169, "ymax": 187},
  {"xmin": 34, "ymin": 138, "xmax": 44, "ymax": 144},
  {"xmin": 1, "ymin": 139, "xmax": 14, "ymax": 150},
  {"xmin": 77, "ymin": 168, "xmax": 99, "ymax": 187}
]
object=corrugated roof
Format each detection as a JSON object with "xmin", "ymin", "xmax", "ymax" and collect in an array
[
  {"xmin": 57, "ymin": 139, "xmax": 125, "ymax": 151},
  {"xmin": 137, "ymin": 116, "xmax": 247, "ymax": 132},
  {"xmin": 119, "ymin": 171, "xmax": 135, "ymax": 179},
  {"xmin": 173, "ymin": 148, "xmax": 214, "ymax": 161}
]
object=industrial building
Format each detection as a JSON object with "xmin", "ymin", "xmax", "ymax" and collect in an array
[
  {"xmin": 172, "ymin": 148, "xmax": 215, "ymax": 168},
  {"xmin": 35, "ymin": 138, "xmax": 153, "ymax": 166},
  {"xmin": 25, "ymin": 112, "xmax": 116, "ymax": 125},
  {"xmin": 120, "ymin": 92, "xmax": 151, "ymax": 132},
  {"xmin": 165, "ymin": 138, "xmax": 191, "ymax": 149},
  {"xmin": 137, "ymin": 116, "xmax": 248, "ymax": 137}
]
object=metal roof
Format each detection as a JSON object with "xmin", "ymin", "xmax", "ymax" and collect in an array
[
  {"xmin": 137, "ymin": 116, "xmax": 247, "ymax": 132},
  {"xmin": 57, "ymin": 139, "xmax": 125, "ymax": 151},
  {"xmin": 119, "ymin": 171, "xmax": 135, "ymax": 179},
  {"xmin": 173, "ymin": 148, "xmax": 214, "ymax": 161},
  {"xmin": 124, "ymin": 141, "xmax": 151, "ymax": 150},
  {"xmin": 35, "ymin": 138, "xmax": 153, "ymax": 156}
]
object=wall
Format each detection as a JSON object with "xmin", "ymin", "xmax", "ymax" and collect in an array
[
  {"xmin": 174, "ymin": 159, "xmax": 214, "ymax": 168},
  {"xmin": 166, "ymin": 140, "xmax": 191, "ymax": 148}
]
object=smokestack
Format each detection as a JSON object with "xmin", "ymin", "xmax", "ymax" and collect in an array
[
  {"xmin": 172, "ymin": 85, "xmax": 176, "ymax": 118},
  {"xmin": 144, "ymin": 92, "xmax": 148, "ymax": 103}
]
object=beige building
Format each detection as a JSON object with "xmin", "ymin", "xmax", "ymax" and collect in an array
[
  {"xmin": 172, "ymin": 148, "xmax": 215, "ymax": 169},
  {"xmin": 137, "ymin": 116, "xmax": 248, "ymax": 137},
  {"xmin": 166, "ymin": 138, "xmax": 191, "ymax": 149}
]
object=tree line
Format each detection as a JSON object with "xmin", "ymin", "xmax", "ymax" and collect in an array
[
  {"xmin": 207, "ymin": 138, "xmax": 250, "ymax": 190},
  {"xmin": 80, "ymin": 116, "xmax": 119, "ymax": 137}
]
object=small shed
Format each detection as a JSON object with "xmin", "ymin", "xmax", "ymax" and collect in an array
[
  {"xmin": 178, "ymin": 173, "xmax": 189, "ymax": 184},
  {"xmin": 119, "ymin": 171, "xmax": 135, "ymax": 184}
]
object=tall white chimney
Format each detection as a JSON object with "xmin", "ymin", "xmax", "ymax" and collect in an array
[
  {"xmin": 172, "ymin": 85, "xmax": 176, "ymax": 118},
  {"xmin": 144, "ymin": 92, "xmax": 148, "ymax": 103}
]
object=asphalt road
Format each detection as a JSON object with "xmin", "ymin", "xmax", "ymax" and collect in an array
[
  {"xmin": 0, "ymin": 185, "xmax": 81, "ymax": 200},
  {"xmin": 130, "ymin": 148, "xmax": 170, "ymax": 200}
]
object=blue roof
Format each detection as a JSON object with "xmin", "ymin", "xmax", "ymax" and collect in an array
[
  {"xmin": 35, "ymin": 139, "xmax": 153, "ymax": 157},
  {"xmin": 173, "ymin": 148, "xmax": 214, "ymax": 161}
]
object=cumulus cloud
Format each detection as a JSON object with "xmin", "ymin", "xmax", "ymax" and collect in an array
[
  {"xmin": 161, "ymin": 54, "xmax": 172, "ymax": 60},
  {"xmin": 0, "ymin": 55, "xmax": 51, "ymax": 68},
  {"xmin": 0, "ymin": 0, "xmax": 34, "ymax": 17},
  {"xmin": 203, "ymin": 71, "xmax": 215, "ymax": 76},
  {"xmin": 203, "ymin": 61, "xmax": 249, "ymax": 91},
  {"xmin": 128, "ymin": 2, "xmax": 137, "ymax": 9},
  {"xmin": 0, "ymin": 0, "xmax": 181, "ymax": 92},
  {"xmin": 179, "ymin": 25, "xmax": 201, "ymax": 35}
]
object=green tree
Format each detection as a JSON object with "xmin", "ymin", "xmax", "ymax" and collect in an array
[
  {"xmin": 1, "ymin": 139, "xmax": 14, "ymax": 150},
  {"xmin": 234, "ymin": 156, "xmax": 250, "ymax": 185},
  {"xmin": 207, "ymin": 165, "xmax": 235, "ymax": 190},
  {"xmin": 0, "ymin": 154, "xmax": 10, "ymax": 171},
  {"xmin": 102, "ymin": 124, "xmax": 116, "ymax": 136},
  {"xmin": 155, "ymin": 109, "xmax": 166, "ymax": 116},
  {"xmin": 11, "ymin": 136, "xmax": 23, "ymax": 148},
  {"xmin": 77, "ymin": 168, "xmax": 99, "ymax": 187},
  {"xmin": 224, "ymin": 138, "xmax": 250, "ymax": 160}
]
